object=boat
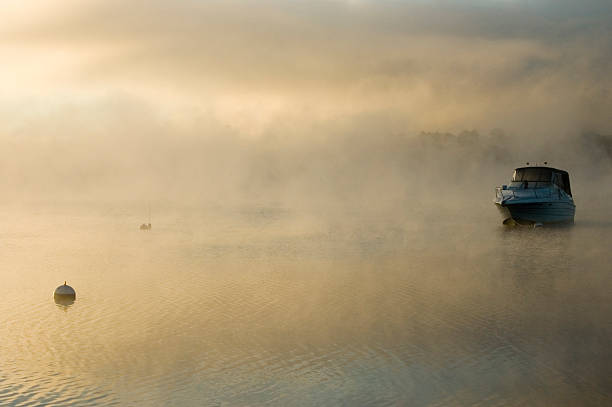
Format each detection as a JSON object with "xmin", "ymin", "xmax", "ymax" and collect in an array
[{"xmin": 494, "ymin": 165, "xmax": 575, "ymax": 225}]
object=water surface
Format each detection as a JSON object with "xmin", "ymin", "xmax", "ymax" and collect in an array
[{"xmin": 0, "ymin": 203, "xmax": 610, "ymax": 406}]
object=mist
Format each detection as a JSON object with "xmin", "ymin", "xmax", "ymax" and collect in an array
[
  {"xmin": 2, "ymin": 98, "xmax": 611, "ymax": 218},
  {"xmin": 1, "ymin": 2, "xmax": 612, "ymax": 405},
  {"xmin": 1, "ymin": 0, "xmax": 611, "ymax": 212},
  {"xmin": 0, "ymin": 1, "xmax": 612, "ymax": 207}
]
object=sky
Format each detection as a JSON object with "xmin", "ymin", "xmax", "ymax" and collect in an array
[{"xmin": 1, "ymin": 0, "xmax": 611, "ymax": 203}]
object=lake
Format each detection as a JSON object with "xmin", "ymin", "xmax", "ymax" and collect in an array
[{"xmin": 1, "ymin": 201, "xmax": 610, "ymax": 406}]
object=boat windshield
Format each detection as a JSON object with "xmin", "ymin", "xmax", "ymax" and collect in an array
[
  {"xmin": 512, "ymin": 168, "xmax": 552, "ymax": 182},
  {"xmin": 509, "ymin": 181, "xmax": 551, "ymax": 188}
]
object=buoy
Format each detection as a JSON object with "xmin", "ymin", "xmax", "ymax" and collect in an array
[{"xmin": 54, "ymin": 281, "xmax": 76, "ymax": 300}]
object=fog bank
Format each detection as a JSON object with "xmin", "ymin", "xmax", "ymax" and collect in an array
[{"xmin": 1, "ymin": 0, "xmax": 611, "ymax": 212}]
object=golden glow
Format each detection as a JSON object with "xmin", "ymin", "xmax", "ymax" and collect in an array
[{"xmin": 0, "ymin": 0, "xmax": 610, "ymax": 136}]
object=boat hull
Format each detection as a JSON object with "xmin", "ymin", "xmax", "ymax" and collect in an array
[{"xmin": 496, "ymin": 201, "xmax": 575, "ymax": 225}]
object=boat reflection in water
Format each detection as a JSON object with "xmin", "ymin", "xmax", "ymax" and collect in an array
[{"xmin": 494, "ymin": 165, "xmax": 575, "ymax": 226}]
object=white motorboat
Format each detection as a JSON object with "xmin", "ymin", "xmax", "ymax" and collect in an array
[{"xmin": 494, "ymin": 166, "xmax": 575, "ymax": 225}]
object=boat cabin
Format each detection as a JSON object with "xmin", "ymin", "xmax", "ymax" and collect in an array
[{"xmin": 510, "ymin": 167, "xmax": 572, "ymax": 196}]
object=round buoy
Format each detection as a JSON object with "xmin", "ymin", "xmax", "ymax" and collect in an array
[{"xmin": 54, "ymin": 281, "xmax": 76, "ymax": 300}]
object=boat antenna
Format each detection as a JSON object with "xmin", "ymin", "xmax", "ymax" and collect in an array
[{"xmin": 148, "ymin": 202, "xmax": 151, "ymax": 224}]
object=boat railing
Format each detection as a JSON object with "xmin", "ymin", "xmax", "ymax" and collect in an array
[
  {"xmin": 496, "ymin": 185, "xmax": 562, "ymax": 201},
  {"xmin": 534, "ymin": 188, "xmax": 552, "ymax": 199},
  {"xmin": 495, "ymin": 186, "xmax": 508, "ymax": 200}
]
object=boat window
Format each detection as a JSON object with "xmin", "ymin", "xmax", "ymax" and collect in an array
[
  {"xmin": 553, "ymin": 172, "xmax": 572, "ymax": 196},
  {"xmin": 510, "ymin": 181, "xmax": 551, "ymax": 188},
  {"xmin": 512, "ymin": 168, "xmax": 552, "ymax": 182},
  {"xmin": 554, "ymin": 173, "xmax": 565, "ymax": 189},
  {"xmin": 562, "ymin": 173, "xmax": 572, "ymax": 196}
]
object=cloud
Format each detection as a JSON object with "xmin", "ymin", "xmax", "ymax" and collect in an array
[
  {"xmin": 0, "ymin": 1, "xmax": 611, "ymax": 204},
  {"xmin": 2, "ymin": 0, "xmax": 610, "ymax": 136}
]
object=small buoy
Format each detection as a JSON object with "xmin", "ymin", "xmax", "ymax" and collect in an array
[{"xmin": 54, "ymin": 281, "xmax": 76, "ymax": 300}]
